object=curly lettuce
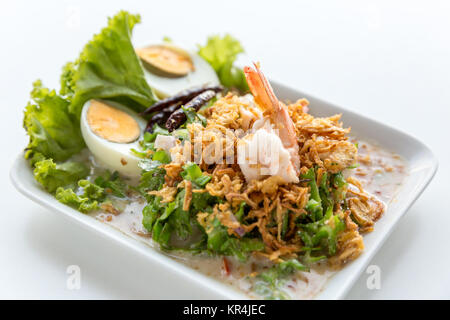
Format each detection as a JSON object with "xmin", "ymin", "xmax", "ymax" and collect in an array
[
  {"xmin": 33, "ymin": 159, "xmax": 89, "ymax": 193},
  {"xmin": 198, "ymin": 34, "xmax": 249, "ymax": 92},
  {"xmin": 55, "ymin": 187, "xmax": 99, "ymax": 213},
  {"xmin": 55, "ymin": 171, "xmax": 128, "ymax": 213},
  {"xmin": 66, "ymin": 10, "xmax": 156, "ymax": 118},
  {"xmin": 23, "ymin": 81, "xmax": 85, "ymax": 163},
  {"xmin": 22, "ymin": 11, "xmax": 156, "ymax": 216},
  {"xmin": 55, "ymin": 180, "xmax": 103, "ymax": 213}
]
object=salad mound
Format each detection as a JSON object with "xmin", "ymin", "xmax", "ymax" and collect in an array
[
  {"xmin": 142, "ymin": 91, "xmax": 383, "ymax": 268},
  {"xmin": 22, "ymin": 10, "xmax": 387, "ymax": 300}
]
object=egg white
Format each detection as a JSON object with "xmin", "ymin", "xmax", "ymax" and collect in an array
[
  {"xmin": 80, "ymin": 100, "xmax": 146, "ymax": 178},
  {"xmin": 142, "ymin": 50, "xmax": 220, "ymax": 98}
]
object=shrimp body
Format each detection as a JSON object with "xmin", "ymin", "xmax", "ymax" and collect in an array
[{"xmin": 237, "ymin": 64, "xmax": 300, "ymax": 183}]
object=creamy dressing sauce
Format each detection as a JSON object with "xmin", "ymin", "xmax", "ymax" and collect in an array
[
  {"xmin": 85, "ymin": 138, "xmax": 408, "ymax": 299},
  {"xmin": 348, "ymin": 138, "xmax": 407, "ymax": 207}
]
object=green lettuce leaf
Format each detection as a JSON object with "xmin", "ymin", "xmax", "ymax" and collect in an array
[
  {"xmin": 198, "ymin": 34, "xmax": 249, "ymax": 92},
  {"xmin": 55, "ymin": 187, "xmax": 99, "ymax": 213},
  {"xmin": 59, "ymin": 61, "xmax": 77, "ymax": 98},
  {"xmin": 55, "ymin": 174, "xmax": 131, "ymax": 213},
  {"xmin": 55, "ymin": 179, "xmax": 105, "ymax": 213},
  {"xmin": 67, "ymin": 10, "xmax": 156, "ymax": 118},
  {"xmin": 78, "ymin": 179, "xmax": 104, "ymax": 200},
  {"xmin": 33, "ymin": 158, "xmax": 89, "ymax": 193},
  {"xmin": 94, "ymin": 171, "xmax": 128, "ymax": 198},
  {"xmin": 23, "ymin": 81, "xmax": 85, "ymax": 163}
]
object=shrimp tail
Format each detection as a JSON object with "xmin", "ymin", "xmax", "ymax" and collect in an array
[{"xmin": 244, "ymin": 63, "xmax": 280, "ymax": 113}]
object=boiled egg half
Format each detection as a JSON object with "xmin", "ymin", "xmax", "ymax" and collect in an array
[
  {"xmin": 136, "ymin": 43, "xmax": 220, "ymax": 98},
  {"xmin": 80, "ymin": 100, "xmax": 146, "ymax": 177}
]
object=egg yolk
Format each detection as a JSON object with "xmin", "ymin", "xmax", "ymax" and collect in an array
[
  {"xmin": 136, "ymin": 45, "xmax": 194, "ymax": 76},
  {"xmin": 87, "ymin": 100, "xmax": 141, "ymax": 144}
]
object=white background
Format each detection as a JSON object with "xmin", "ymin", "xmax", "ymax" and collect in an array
[{"xmin": 1, "ymin": 0, "xmax": 449, "ymax": 299}]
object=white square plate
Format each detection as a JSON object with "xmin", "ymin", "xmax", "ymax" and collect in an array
[{"xmin": 10, "ymin": 81, "xmax": 438, "ymax": 299}]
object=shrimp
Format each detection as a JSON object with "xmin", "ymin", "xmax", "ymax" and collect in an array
[{"xmin": 237, "ymin": 63, "xmax": 300, "ymax": 183}]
